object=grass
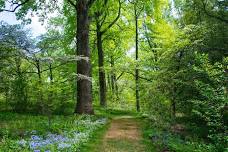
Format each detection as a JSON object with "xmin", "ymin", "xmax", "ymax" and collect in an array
[
  {"xmin": 0, "ymin": 112, "xmax": 107, "ymax": 152},
  {"xmin": 94, "ymin": 106, "xmax": 138, "ymax": 118},
  {"xmin": 79, "ymin": 120, "xmax": 110, "ymax": 152}
]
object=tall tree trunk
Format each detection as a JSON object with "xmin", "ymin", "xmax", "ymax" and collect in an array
[
  {"xmin": 113, "ymin": 74, "xmax": 119, "ymax": 100},
  {"xmin": 35, "ymin": 59, "xmax": 44, "ymax": 114},
  {"xmin": 135, "ymin": 5, "xmax": 140, "ymax": 112},
  {"xmin": 171, "ymin": 89, "xmax": 176, "ymax": 118},
  {"xmin": 47, "ymin": 63, "xmax": 53, "ymax": 127},
  {"xmin": 171, "ymin": 51, "xmax": 183, "ymax": 118},
  {"xmin": 97, "ymin": 29, "xmax": 107, "ymax": 107},
  {"xmin": 107, "ymin": 74, "xmax": 112, "ymax": 91},
  {"xmin": 5, "ymin": 87, "xmax": 9, "ymax": 110},
  {"xmin": 36, "ymin": 59, "xmax": 43, "ymax": 103},
  {"xmin": 15, "ymin": 57, "xmax": 27, "ymax": 112},
  {"xmin": 110, "ymin": 56, "xmax": 115, "ymax": 93},
  {"xmin": 75, "ymin": 0, "xmax": 94, "ymax": 114},
  {"xmin": 110, "ymin": 56, "xmax": 119, "ymax": 100},
  {"xmin": 48, "ymin": 63, "xmax": 53, "ymax": 110}
]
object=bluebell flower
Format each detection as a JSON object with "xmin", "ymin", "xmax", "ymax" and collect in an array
[
  {"xmin": 34, "ymin": 150, "xmax": 40, "ymax": 152},
  {"xmin": 31, "ymin": 135, "xmax": 41, "ymax": 141},
  {"xmin": 29, "ymin": 141, "xmax": 41, "ymax": 149}
]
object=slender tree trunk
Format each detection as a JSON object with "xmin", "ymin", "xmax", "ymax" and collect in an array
[
  {"xmin": 107, "ymin": 74, "xmax": 111, "ymax": 91},
  {"xmin": 110, "ymin": 56, "xmax": 119, "ymax": 100},
  {"xmin": 15, "ymin": 57, "xmax": 27, "ymax": 112},
  {"xmin": 48, "ymin": 63, "xmax": 53, "ymax": 108},
  {"xmin": 171, "ymin": 51, "xmax": 183, "ymax": 118},
  {"xmin": 35, "ymin": 59, "xmax": 44, "ymax": 114},
  {"xmin": 5, "ymin": 87, "xmax": 9, "ymax": 110},
  {"xmin": 110, "ymin": 56, "xmax": 115, "ymax": 92},
  {"xmin": 225, "ymin": 67, "xmax": 228, "ymax": 97},
  {"xmin": 47, "ymin": 63, "xmax": 53, "ymax": 128},
  {"xmin": 171, "ymin": 91, "xmax": 176, "ymax": 118},
  {"xmin": 113, "ymin": 74, "xmax": 119, "ymax": 100},
  {"xmin": 36, "ymin": 59, "xmax": 43, "ymax": 103},
  {"xmin": 135, "ymin": 5, "xmax": 140, "ymax": 112},
  {"xmin": 75, "ymin": 0, "xmax": 94, "ymax": 114},
  {"xmin": 97, "ymin": 29, "xmax": 107, "ymax": 107}
]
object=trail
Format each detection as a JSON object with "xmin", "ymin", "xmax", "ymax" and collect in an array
[{"xmin": 100, "ymin": 116, "xmax": 146, "ymax": 152}]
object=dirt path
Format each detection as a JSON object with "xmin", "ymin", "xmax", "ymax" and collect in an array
[{"xmin": 101, "ymin": 116, "xmax": 146, "ymax": 152}]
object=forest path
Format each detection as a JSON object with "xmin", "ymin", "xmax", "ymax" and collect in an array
[{"xmin": 100, "ymin": 116, "xmax": 146, "ymax": 152}]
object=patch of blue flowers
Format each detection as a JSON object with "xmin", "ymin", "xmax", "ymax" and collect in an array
[{"xmin": 17, "ymin": 117, "xmax": 107, "ymax": 152}]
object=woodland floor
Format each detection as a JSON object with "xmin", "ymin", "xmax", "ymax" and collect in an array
[{"xmin": 95, "ymin": 116, "xmax": 146, "ymax": 152}]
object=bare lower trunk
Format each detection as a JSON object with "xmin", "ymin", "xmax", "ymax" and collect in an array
[
  {"xmin": 171, "ymin": 100, "xmax": 176, "ymax": 118},
  {"xmin": 135, "ymin": 6, "xmax": 140, "ymax": 112},
  {"xmin": 75, "ymin": 0, "xmax": 94, "ymax": 114},
  {"xmin": 34, "ymin": 59, "xmax": 45, "ymax": 114},
  {"xmin": 97, "ymin": 31, "xmax": 106, "ymax": 107},
  {"xmin": 110, "ymin": 56, "xmax": 119, "ymax": 100}
]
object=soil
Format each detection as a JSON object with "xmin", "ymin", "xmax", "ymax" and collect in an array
[{"xmin": 101, "ymin": 116, "xmax": 146, "ymax": 152}]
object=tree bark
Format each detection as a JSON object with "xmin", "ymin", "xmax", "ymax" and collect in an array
[
  {"xmin": 48, "ymin": 63, "xmax": 53, "ymax": 107},
  {"xmin": 97, "ymin": 29, "xmax": 107, "ymax": 107},
  {"xmin": 75, "ymin": 0, "xmax": 94, "ymax": 114},
  {"xmin": 34, "ymin": 59, "xmax": 45, "ymax": 114},
  {"xmin": 36, "ymin": 59, "xmax": 43, "ymax": 104},
  {"xmin": 110, "ymin": 56, "xmax": 119, "ymax": 100},
  {"xmin": 135, "ymin": 5, "xmax": 140, "ymax": 112},
  {"xmin": 110, "ymin": 56, "xmax": 115, "ymax": 93}
]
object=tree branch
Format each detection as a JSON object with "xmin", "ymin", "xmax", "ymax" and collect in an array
[
  {"xmin": 0, "ymin": 0, "xmax": 30, "ymax": 12},
  {"xmin": 126, "ymin": 71, "xmax": 153, "ymax": 82},
  {"xmin": 116, "ymin": 72, "xmax": 124, "ymax": 80},
  {"xmin": 201, "ymin": 0, "xmax": 228, "ymax": 24},
  {"xmin": 101, "ymin": 0, "xmax": 122, "ymax": 35}
]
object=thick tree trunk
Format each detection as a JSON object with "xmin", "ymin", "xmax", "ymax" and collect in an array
[
  {"xmin": 75, "ymin": 0, "xmax": 94, "ymax": 114},
  {"xmin": 135, "ymin": 6, "xmax": 140, "ymax": 112},
  {"xmin": 97, "ymin": 30, "xmax": 107, "ymax": 107}
]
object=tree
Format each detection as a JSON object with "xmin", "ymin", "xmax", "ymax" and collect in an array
[
  {"xmin": 92, "ymin": 0, "xmax": 122, "ymax": 107},
  {"xmin": 0, "ymin": 22, "xmax": 33, "ymax": 112},
  {"xmin": 72, "ymin": 0, "xmax": 95, "ymax": 114},
  {"xmin": 0, "ymin": 0, "xmax": 96, "ymax": 114}
]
